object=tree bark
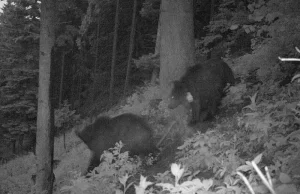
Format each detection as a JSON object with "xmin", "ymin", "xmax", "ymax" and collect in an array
[
  {"xmin": 34, "ymin": 0, "xmax": 56, "ymax": 193},
  {"xmin": 124, "ymin": 0, "xmax": 137, "ymax": 95},
  {"xmin": 109, "ymin": 0, "xmax": 120, "ymax": 104},
  {"xmin": 92, "ymin": 18, "xmax": 100, "ymax": 102},
  {"xmin": 70, "ymin": 63, "xmax": 76, "ymax": 109},
  {"xmin": 210, "ymin": 0, "xmax": 215, "ymax": 21},
  {"xmin": 150, "ymin": 3, "xmax": 162, "ymax": 85},
  {"xmin": 78, "ymin": 74, "xmax": 82, "ymax": 106},
  {"xmin": 159, "ymin": 0, "xmax": 195, "ymax": 98},
  {"xmin": 58, "ymin": 52, "xmax": 65, "ymax": 107}
]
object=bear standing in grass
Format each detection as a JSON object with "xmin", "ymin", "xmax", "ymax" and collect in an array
[
  {"xmin": 76, "ymin": 113, "xmax": 159, "ymax": 173},
  {"xmin": 168, "ymin": 58, "xmax": 234, "ymax": 125}
]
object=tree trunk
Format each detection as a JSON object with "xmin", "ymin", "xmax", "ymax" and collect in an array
[
  {"xmin": 210, "ymin": 0, "xmax": 215, "ymax": 21},
  {"xmin": 78, "ymin": 74, "xmax": 82, "ymax": 106},
  {"xmin": 92, "ymin": 18, "xmax": 100, "ymax": 102},
  {"xmin": 34, "ymin": 0, "xmax": 56, "ymax": 193},
  {"xmin": 59, "ymin": 51, "xmax": 68, "ymax": 150},
  {"xmin": 58, "ymin": 52, "xmax": 65, "ymax": 107},
  {"xmin": 124, "ymin": 0, "xmax": 137, "ymax": 95},
  {"xmin": 75, "ymin": 50, "xmax": 85, "ymax": 109},
  {"xmin": 70, "ymin": 63, "xmax": 76, "ymax": 109},
  {"xmin": 18, "ymin": 134, "xmax": 24, "ymax": 154},
  {"xmin": 12, "ymin": 139, "xmax": 16, "ymax": 154},
  {"xmin": 109, "ymin": 0, "xmax": 120, "ymax": 104},
  {"xmin": 150, "ymin": 4, "xmax": 162, "ymax": 85},
  {"xmin": 160, "ymin": 0, "xmax": 195, "ymax": 98}
]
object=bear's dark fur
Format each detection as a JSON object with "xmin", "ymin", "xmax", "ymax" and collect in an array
[
  {"xmin": 169, "ymin": 59, "xmax": 234, "ymax": 125},
  {"xmin": 76, "ymin": 113, "xmax": 158, "ymax": 173}
]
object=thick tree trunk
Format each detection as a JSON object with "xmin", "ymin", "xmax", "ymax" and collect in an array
[
  {"xmin": 34, "ymin": 0, "xmax": 56, "ymax": 193},
  {"xmin": 109, "ymin": 0, "xmax": 120, "ymax": 104},
  {"xmin": 124, "ymin": 0, "xmax": 137, "ymax": 95},
  {"xmin": 159, "ymin": 0, "xmax": 195, "ymax": 98}
]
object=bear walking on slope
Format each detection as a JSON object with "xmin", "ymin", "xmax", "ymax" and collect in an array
[
  {"xmin": 76, "ymin": 113, "xmax": 159, "ymax": 173},
  {"xmin": 168, "ymin": 59, "xmax": 234, "ymax": 125},
  {"xmin": 201, "ymin": 58, "xmax": 235, "ymax": 94}
]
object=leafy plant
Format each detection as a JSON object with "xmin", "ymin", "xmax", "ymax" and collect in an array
[
  {"xmin": 157, "ymin": 163, "xmax": 213, "ymax": 194},
  {"xmin": 61, "ymin": 142, "xmax": 142, "ymax": 194},
  {"xmin": 54, "ymin": 101, "xmax": 81, "ymax": 133},
  {"xmin": 134, "ymin": 53, "xmax": 160, "ymax": 72}
]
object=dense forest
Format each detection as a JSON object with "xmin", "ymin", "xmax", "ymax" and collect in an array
[{"xmin": 1, "ymin": 0, "xmax": 300, "ymax": 193}]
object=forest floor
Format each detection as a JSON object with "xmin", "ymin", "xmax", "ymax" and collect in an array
[{"xmin": 1, "ymin": 82, "xmax": 300, "ymax": 194}]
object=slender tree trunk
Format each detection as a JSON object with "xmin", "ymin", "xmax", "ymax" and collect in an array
[
  {"xmin": 12, "ymin": 139, "xmax": 16, "ymax": 154},
  {"xmin": 76, "ymin": 50, "xmax": 84, "ymax": 108},
  {"xmin": 151, "ymin": 4, "xmax": 161, "ymax": 85},
  {"xmin": 34, "ymin": 0, "xmax": 56, "ymax": 193},
  {"xmin": 92, "ymin": 19, "xmax": 100, "ymax": 102},
  {"xmin": 135, "ymin": 26, "xmax": 141, "ymax": 57},
  {"xmin": 154, "ymin": 14, "xmax": 161, "ymax": 56},
  {"xmin": 70, "ymin": 63, "xmax": 76, "ymax": 109},
  {"xmin": 59, "ymin": 52, "xmax": 67, "ymax": 150},
  {"xmin": 18, "ymin": 134, "xmax": 24, "ymax": 154},
  {"xmin": 109, "ymin": 0, "xmax": 120, "ymax": 104},
  {"xmin": 58, "ymin": 52, "xmax": 65, "ymax": 107},
  {"xmin": 160, "ymin": 0, "xmax": 195, "ymax": 98},
  {"xmin": 78, "ymin": 75, "xmax": 82, "ymax": 106},
  {"xmin": 210, "ymin": 0, "xmax": 215, "ymax": 21},
  {"xmin": 124, "ymin": 0, "xmax": 137, "ymax": 95}
]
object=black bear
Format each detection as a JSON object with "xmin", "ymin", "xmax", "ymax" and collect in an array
[
  {"xmin": 169, "ymin": 59, "xmax": 234, "ymax": 125},
  {"xmin": 201, "ymin": 58, "xmax": 235, "ymax": 94},
  {"xmin": 76, "ymin": 113, "xmax": 159, "ymax": 173}
]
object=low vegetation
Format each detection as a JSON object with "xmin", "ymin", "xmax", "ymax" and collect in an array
[{"xmin": 2, "ymin": 73, "xmax": 300, "ymax": 194}]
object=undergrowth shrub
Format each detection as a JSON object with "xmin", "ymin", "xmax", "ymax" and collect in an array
[
  {"xmin": 221, "ymin": 83, "xmax": 247, "ymax": 107},
  {"xmin": 55, "ymin": 100, "xmax": 81, "ymax": 135},
  {"xmin": 239, "ymin": 83, "xmax": 300, "ymax": 156},
  {"xmin": 61, "ymin": 142, "xmax": 142, "ymax": 194},
  {"xmin": 156, "ymin": 163, "xmax": 213, "ymax": 194},
  {"xmin": 120, "ymin": 84, "xmax": 165, "ymax": 117},
  {"xmin": 177, "ymin": 130, "xmax": 244, "ymax": 180}
]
